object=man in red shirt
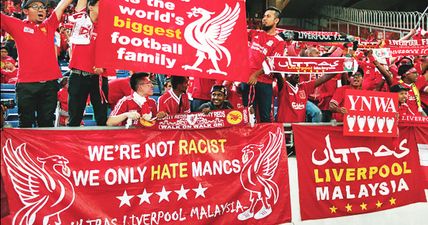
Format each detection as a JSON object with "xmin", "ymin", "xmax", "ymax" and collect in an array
[
  {"xmin": 1, "ymin": 0, "xmax": 73, "ymax": 127},
  {"xmin": 158, "ymin": 76, "xmax": 190, "ymax": 115},
  {"xmin": 329, "ymin": 68, "xmax": 364, "ymax": 122},
  {"xmin": 243, "ymin": 6, "xmax": 286, "ymax": 123},
  {"xmin": 107, "ymin": 73, "xmax": 163, "ymax": 126},
  {"xmin": 68, "ymin": 0, "xmax": 110, "ymax": 126},
  {"xmin": 277, "ymin": 72, "xmax": 337, "ymax": 123},
  {"xmin": 374, "ymin": 59, "xmax": 428, "ymax": 116}
]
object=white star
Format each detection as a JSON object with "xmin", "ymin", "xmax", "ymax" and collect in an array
[
  {"xmin": 116, "ymin": 190, "xmax": 134, "ymax": 207},
  {"xmin": 137, "ymin": 189, "xmax": 152, "ymax": 205},
  {"xmin": 175, "ymin": 185, "xmax": 190, "ymax": 201},
  {"xmin": 156, "ymin": 186, "xmax": 172, "ymax": 203},
  {"xmin": 193, "ymin": 183, "xmax": 208, "ymax": 199}
]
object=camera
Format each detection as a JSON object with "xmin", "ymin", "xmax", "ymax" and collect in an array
[{"xmin": 0, "ymin": 99, "xmax": 16, "ymax": 109}]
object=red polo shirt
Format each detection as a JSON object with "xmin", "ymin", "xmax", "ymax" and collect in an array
[
  {"xmin": 277, "ymin": 80, "xmax": 316, "ymax": 123},
  {"xmin": 1, "ymin": 12, "xmax": 62, "ymax": 83},
  {"xmin": 157, "ymin": 90, "xmax": 190, "ymax": 115}
]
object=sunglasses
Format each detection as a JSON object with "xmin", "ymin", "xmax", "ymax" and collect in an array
[{"xmin": 28, "ymin": 5, "xmax": 47, "ymax": 10}]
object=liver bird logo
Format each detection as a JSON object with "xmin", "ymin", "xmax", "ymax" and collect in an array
[
  {"xmin": 238, "ymin": 128, "xmax": 284, "ymax": 220},
  {"xmin": 182, "ymin": 3, "xmax": 240, "ymax": 75},
  {"xmin": 2, "ymin": 139, "xmax": 75, "ymax": 225}
]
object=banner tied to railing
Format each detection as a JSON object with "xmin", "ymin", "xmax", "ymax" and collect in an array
[
  {"xmin": 0, "ymin": 124, "xmax": 291, "ymax": 225},
  {"xmin": 95, "ymin": 0, "xmax": 249, "ymax": 82},
  {"xmin": 263, "ymin": 56, "xmax": 358, "ymax": 74},
  {"xmin": 293, "ymin": 125, "xmax": 426, "ymax": 221},
  {"xmin": 385, "ymin": 39, "xmax": 428, "ymax": 47},
  {"xmin": 343, "ymin": 89, "xmax": 399, "ymax": 137},
  {"xmin": 371, "ymin": 47, "xmax": 428, "ymax": 58},
  {"xmin": 141, "ymin": 108, "xmax": 250, "ymax": 130}
]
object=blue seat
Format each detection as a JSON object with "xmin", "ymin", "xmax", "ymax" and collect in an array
[
  {"xmin": 4, "ymin": 120, "xmax": 19, "ymax": 128},
  {"xmin": 0, "ymin": 83, "xmax": 16, "ymax": 92},
  {"xmin": 116, "ymin": 70, "xmax": 130, "ymax": 78},
  {"xmin": 85, "ymin": 105, "xmax": 94, "ymax": 116},
  {"xmin": 83, "ymin": 120, "xmax": 97, "ymax": 126}
]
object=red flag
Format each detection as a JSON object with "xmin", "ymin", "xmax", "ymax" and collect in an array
[
  {"xmin": 293, "ymin": 125, "xmax": 426, "ymax": 221},
  {"xmin": 1, "ymin": 124, "xmax": 290, "ymax": 224},
  {"xmin": 95, "ymin": 0, "xmax": 249, "ymax": 82}
]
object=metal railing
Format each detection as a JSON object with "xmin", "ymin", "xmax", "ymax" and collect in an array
[{"xmin": 319, "ymin": 5, "xmax": 428, "ymax": 34}]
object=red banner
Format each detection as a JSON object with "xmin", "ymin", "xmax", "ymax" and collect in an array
[
  {"xmin": 385, "ymin": 39, "xmax": 428, "ymax": 47},
  {"xmin": 293, "ymin": 125, "xmax": 426, "ymax": 221},
  {"xmin": 264, "ymin": 57, "xmax": 357, "ymax": 74},
  {"xmin": 95, "ymin": 0, "xmax": 249, "ymax": 82},
  {"xmin": 389, "ymin": 46, "xmax": 428, "ymax": 57},
  {"xmin": 0, "ymin": 124, "xmax": 290, "ymax": 225},
  {"xmin": 343, "ymin": 89, "xmax": 398, "ymax": 137},
  {"xmin": 399, "ymin": 122, "xmax": 428, "ymax": 188},
  {"xmin": 142, "ymin": 108, "xmax": 250, "ymax": 130}
]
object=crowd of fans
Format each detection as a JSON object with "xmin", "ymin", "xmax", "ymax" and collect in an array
[{"xmin": 1, "ymin": 0, "xmax": 427, "ymax": 128}]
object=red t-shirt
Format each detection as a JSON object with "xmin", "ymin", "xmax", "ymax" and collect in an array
[
  {"xmin": 398, "ymin": 103, "xmax": 415, "ymax": 116},
  {"xmin": 108, "ymin": 77, "xmax": 132, "ymax": 109},
  {"xmin": 57, "ymin": 87, "xmax": 69, "ymax": 125},
  {"xmin": 277, "ymin": 80, "xmax": 316, "ymax": 123},
  {"xmin": 1, "ymin": 69, "xmax": 17, "ymax": 84},
  {"xmin": 330, "ymin": 85, "xmax": 354, "ymax": 122},
  {"xmin": 158, "ymin": 90, "xmax": 190, "ymax": 115},
  {"xmin": 68, "ymin": 10, "xmax": 110, "ymax": 76},
  {"xmin": 191, "ymin": 78, "xmax": 216, "ymax": 100},
  {"xmin": 110, "ymin": 94, "xmax": 157, "ymax": 126},
  {"xmin": 317, "ymin": 74, "xmax": 341, "ymax": 110},
  {"xmin": 1, "ymin": 12, "xmax": 62, "ymax": 82},
  {"xmin": 392, "ymin": 78, "xmax": 427, "ymax": 113},
  {"xmin": 248, "ymin": 29, "xmax": 285, "ymax": 84}
]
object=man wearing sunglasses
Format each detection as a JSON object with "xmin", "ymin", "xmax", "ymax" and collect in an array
[{"xmin": 1, "ymin": 0, "xmax": 73, "ymax": 127}]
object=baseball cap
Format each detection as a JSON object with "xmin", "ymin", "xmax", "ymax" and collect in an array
[
  {"xmin": 390, "ymin": 84, "xmax": 410, "ymax": 93},
  {"xmin": 21, "ymin": 0, "xmax": 47, "ymax": 9},
  {"xmin": 210, "ymin": 85, "xmax": 227, "ymax": 96},
  {"xmin": 398, "ymin": 64, "xmax": 415, "ymax": 77}
]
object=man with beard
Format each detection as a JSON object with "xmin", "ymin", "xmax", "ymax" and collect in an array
[
  {"xmin": 242, "ymin": 2, "xmax": 289, "ymax": 123},
  {"xmin": 329, "ymin": 68, "xmax": 364, "ymax": 122},
  {"xmin": 198, "ymin": 85, "xmax": 233, "ymax": 114},
  {"xmin": 1, "ymin": 0, "xmax": 73, "ymax": 127}
]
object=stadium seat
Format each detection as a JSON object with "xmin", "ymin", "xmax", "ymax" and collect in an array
[{"xmin": 0, "ymin": 83, "xmax": 16, "ymax": 92}]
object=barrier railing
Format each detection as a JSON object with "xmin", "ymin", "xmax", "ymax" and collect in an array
[{"xmin": 319, "ymin": 6, "xmax": 428, "ymax": 37}]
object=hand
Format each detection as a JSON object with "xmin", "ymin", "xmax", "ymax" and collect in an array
[
  {"xmin": 156, "ymin": 111, "xmax": 168, "ymax": 119},
  {"xmin": 202, "ymin": 108, "xmax": 211, "ymax": 115},
  {"xmin": 248, "ymin": 73, "xmax": 258, "ymax": 85},
  {"xmin": 125, "ymin": 111, "xmax": 140, "ymax": 120},
  {"xmin": 338, "ymin": 107, "xmax": 348, "ymax": 114},
  {"xmin": 93, "ymin": 67, "xmax": 105, "ymax": 75}
]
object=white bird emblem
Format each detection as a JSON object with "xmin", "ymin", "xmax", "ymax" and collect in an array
[
  {"xmin": 2, "ymin": 139, "xmax": 75, "ymax": 225},
  {"xmin": 238, "ymin": 128, "xmax": 284, "ymax": 220},
  {"xmin": 182, "ymin": 3, "xmax": 241, "ymax": 75}
]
